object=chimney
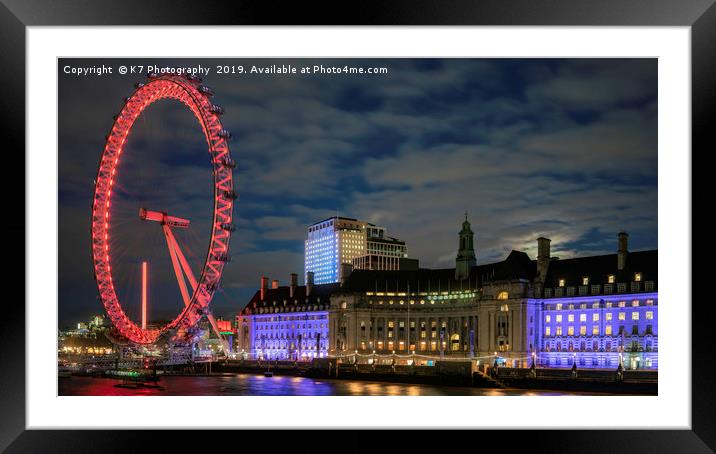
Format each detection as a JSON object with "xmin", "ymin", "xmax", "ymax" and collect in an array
[
  {"xmin": 260, "ymin": 276, "xmax": 269, "ymax": 300},
  {"xmin": 306, "ymin": 271, "xmax": 314, "ymax": 297},
  {"xmin": 271, "ymin": 279, "xmax": 279, "ymax": 289},
  {"xmin": 617, "ymin": 232, "xmax": 629, "ymax": 270},
  {"xmin": 290, "ymin": 273, "xmax": 298, "ymax": 298},
  {"xmin": 340, "ymin": 263, "xmax": 354, "ymax": 286},
  {"xmin": 536, "ymin": 237, "xmax": 551, "ymax": 282}
]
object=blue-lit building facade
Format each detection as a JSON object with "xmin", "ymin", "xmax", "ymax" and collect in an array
[
  {"xmin": 304, "ymin": 216, "xmax": 408, "ymax": 285},
  {"xmin": 534, "ymin": 234, "xmax": 658, "ymax": 370},
  {"xmin": 536, "ymin": 293, "xmax": 658, "ymax": 369},
  {"xmin": 235, "ymin": 273, "xmax": 333, "ymax": 360}
]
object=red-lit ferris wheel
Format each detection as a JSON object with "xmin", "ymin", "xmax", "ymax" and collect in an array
[{"xmin": 91, "ymin": 73, "xmax": 236, "ymax": 346}]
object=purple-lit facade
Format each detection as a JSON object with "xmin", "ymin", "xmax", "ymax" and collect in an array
[
  {"xmin": 535, "ymin": 293, "xmax": 658, "ymax": 370},
  {"xmin": 237, "ymin": 310, "xmax": 329, "ymax": 360},
  {"xmin": 532, "ymin": 232, "xmax": 658, "ymax": 370},
  {"xmin": 235, "ymin": 273, "xmax": 335, "ymax": 360}
]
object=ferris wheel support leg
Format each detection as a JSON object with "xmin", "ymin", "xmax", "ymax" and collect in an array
[
  {"xmin": 164, "ymin": 225, "xmax": 230, "ymax": 353},
  {"xmin": 163, "ymin": 224, "xmax": 192, "ymax": 308}
]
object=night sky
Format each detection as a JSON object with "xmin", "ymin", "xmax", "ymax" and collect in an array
[{"xmin": 58, "ymin": 58, "xmax": 657, "ymax": 328}]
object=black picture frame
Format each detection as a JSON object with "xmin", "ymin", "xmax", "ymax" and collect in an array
[{"xmin": 5, "ymin": 0, "xmax": 711, "ymax": 450}]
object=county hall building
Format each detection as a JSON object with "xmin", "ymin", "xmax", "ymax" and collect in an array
[{"xmin": 236, "ymin": 216, "xmax": 657, "ymax": 370}]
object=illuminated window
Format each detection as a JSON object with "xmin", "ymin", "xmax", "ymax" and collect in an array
[
  {"xmin": 619, "ymin": 312, "xmax": 626, "ymax": 321},
  {"xmin": 579, "ymin": 326, "xmax": 587, "ymax": 336},
  {"xmin": 568, "ymin": 304, "xmax": 574, "ymax": 310},
  {"xmin": 568, "ymin": 326, "xmax": 574, "ymax": 336},
  {"xmin": 608, "ymin": 274, "xmax": 615, "ymax": 284},
  {"xmin": 632, "ymin": 300, "xmax": 639, "ymax": 307},
  {"xmin": 646, "ymin": 299, "xmax": 654, "ymax": 306},
  {"xmin": 497, "ymin": 291, "xmax": 509, "ymax": 300},
  {"xmin": 568, "ymin": 314, "xmax": 574, "ymax": 322},
  {"xmin": 593, "ymin": 313, "xmax": 599, "ymax": 321},
  {"xmin": 592, "ymin": 325, "xmax": 599, "ymax": 335},
  {"xmin": 556, "ymin": 315, "xmax": 563, "ymax": 322},
  {"xmin": 558, "ymin": 279, "xmax": 566, "ymax": 287},
  {"xmin": 646, "ymin": 311, "xmax": 654, "ymax": 320},
  {"xmin": 545, "ymin": 315, "xmax": 551, "ymax": 323},
  {"xmin": 579, "ymin": 314, "xmax": 587, "ymax": 322},
  {"xmin": 634, "ymin": 272, "xmax": 642, "ymax": 282},
  {"xmin": 556, "ymin": 327, "xmax": 563, "ymax": 336},
  {"xmin": 606, "ymin": 302, "xmax": 613, "ymax": 308},
  {"xmin": 618, "ymin": 301, "xmax": 626, "ymax": 308},
  {"xmin": 556, "ymin": 303, "xmax": 563, "ymax": 310},
  {"xmin": 606, "ymin": 325, "xmax": 612, "ymax": 335},
  {"xmin": 545, "ymin": 327, "xmax": 551, "ymax": 336},
  {"xmin": 582, "ymin": 277, "xmax": 589, "ymax": 285},
  {"xmin": 632, "ymin": 312, "xmax": 639, "ymax": 320}
]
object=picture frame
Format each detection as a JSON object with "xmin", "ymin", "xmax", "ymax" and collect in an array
[{"xmin": 5, "ymin": 0, "xmax": 711, "ymax": 450}]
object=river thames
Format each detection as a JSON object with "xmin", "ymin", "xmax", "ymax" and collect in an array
[{"xmin": 59, "ymin": 374, "xmax": 599, "ymax": 396}]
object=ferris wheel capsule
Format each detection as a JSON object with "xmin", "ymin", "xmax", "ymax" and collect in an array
[
  {"xmin": 223, "ymin": 190, "xmax": 239, "ymax": 200},
  {"xmin": 197, "ymin": 85, "xmax": 214, "ymax": 97}
]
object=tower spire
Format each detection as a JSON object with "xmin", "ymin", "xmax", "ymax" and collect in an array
[{"xmin": 455, "ymin": 212, "xmax": 477, "ymax": 280}]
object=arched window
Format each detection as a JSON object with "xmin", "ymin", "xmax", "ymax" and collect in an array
[
  {"xmin": 497, "ymin": 291, "xmax": 509, "ymax": 300},
  {"xmin": 450, "ymin": 334, "xmax": 460, "ymax": 351}
]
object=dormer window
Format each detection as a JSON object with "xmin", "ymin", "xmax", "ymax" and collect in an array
[
  {"xmin": 608, "ymin": 274, "xmax": 615, "ymax": 284},
  {"xmin": 558, "ymin": 279, "xmax": 566, "ymax": 287},
  {"xmin": 634, "ymin": 272, "xmax": 642, "ymax": 282},
  {"xmin": 582, "ymin": 277, "xmax": 589, "ymax": 285}
]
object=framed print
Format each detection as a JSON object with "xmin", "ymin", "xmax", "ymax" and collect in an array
[{"xmin": 5, "ymin": 0, "xmax": 713, "ymax": 451}]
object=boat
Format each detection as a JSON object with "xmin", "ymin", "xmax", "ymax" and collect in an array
[{"xmin": 264, "ymin": 370, "xmax": 274, "ymax": 377}]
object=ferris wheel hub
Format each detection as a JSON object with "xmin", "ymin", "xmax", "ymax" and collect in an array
[{"xmin": 139, "ymin": 208, "xmax": 191, "ymax": 229}]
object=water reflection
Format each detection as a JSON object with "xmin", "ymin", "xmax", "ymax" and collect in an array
[{"xmin": 59, "ymin": 374, "xmax": 592, "ymax": 397}]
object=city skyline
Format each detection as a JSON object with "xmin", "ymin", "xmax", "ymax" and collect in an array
[{"xmin": 58, "ymin": 58, "xmax": 657, "ymax": 326}]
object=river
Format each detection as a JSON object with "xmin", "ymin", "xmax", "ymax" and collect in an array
[{"xmin": 59, "ymin": 374, "xmax": 594, "ymax": 396}]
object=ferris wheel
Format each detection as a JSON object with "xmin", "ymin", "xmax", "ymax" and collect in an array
[{"xmin": 91, "ymin": 73, "xmax": 236, "ymax": 347}]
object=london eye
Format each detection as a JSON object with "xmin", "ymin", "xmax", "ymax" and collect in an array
[{"xmin": 91, "ymin": 73, "xmax": 236, "ymax": 347}]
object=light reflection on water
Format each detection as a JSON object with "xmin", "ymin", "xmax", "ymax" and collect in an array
[{"xmin": 59, "ymin": 374, "xmax": 588, "ymax": 396}]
